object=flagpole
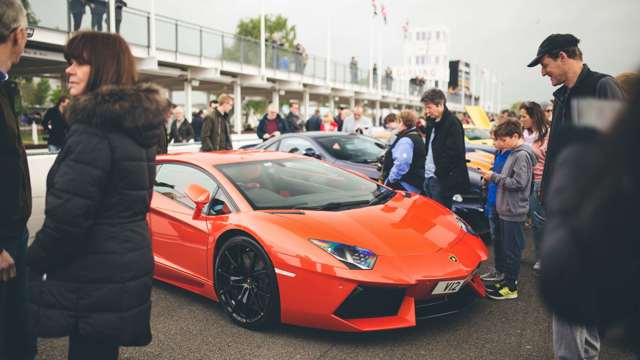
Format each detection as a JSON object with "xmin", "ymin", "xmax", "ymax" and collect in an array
[
  {"xmin": 260, "ymin": 0, "xmax": 266, "ymax": 78},
  {"xmin": 368, "ymin": 9, "xmax": 374, "ymax": 90}
]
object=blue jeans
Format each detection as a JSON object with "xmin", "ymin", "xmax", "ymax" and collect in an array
[
  {"xmin": 553, "ymin": 315, "xmax": 600, "ymax": 360},
  {"xmin": 423, "ymin": 176, "xmax": 451, "ymax": 209},
  {"xmin": 530, "ymin": 181, "xmax": 546, "ymax": 261},
  {"xmin": 0, "ymin": 228, "xmax": 37, "ymax": 360},
  {"xmin": 500, "ymin": 220, "xmax": 526, "ymax": 290}
]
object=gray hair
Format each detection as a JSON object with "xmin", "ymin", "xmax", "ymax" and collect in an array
[{"xmin": 0, "ymin": 0, "xmax": 27, "ymax": 44}]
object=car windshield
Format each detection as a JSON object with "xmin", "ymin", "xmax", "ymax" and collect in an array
[
  {"xmin": 216, "ymin": 158, "xmax": 394, "ymax": 211},
  {"xmin": 315, "ymin": 135, "xmax": 385, "ymax": 164},
  {"xmin": 465, "ymin": 127, "xmax": 491, "ymax": 140}
]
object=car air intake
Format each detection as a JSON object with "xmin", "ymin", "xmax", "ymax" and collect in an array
[{"xmin": 334, "ymin": 286, "xmax": 406, "ymax": 319}]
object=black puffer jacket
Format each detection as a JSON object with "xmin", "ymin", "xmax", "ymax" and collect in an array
[{"xmin": 27, "ymin": 84, "xmax": 165, "ymax": 346}]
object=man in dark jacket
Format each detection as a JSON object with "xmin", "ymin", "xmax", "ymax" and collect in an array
[
  {"xmin": 0, "ymin": 2, "xmax": 35, "ymax": 358},
  {"xmin": 285, "ymin": 102, "xmax": 302, "ymax": 132},
  {"xmin": 420, "ymin": 88, "xmax": 470, "ymax": 209},
  {"xmin": 42, "ymin": 95, "xmax": 70, "ymax": 153},
  {"xmin": 527, "ymin": 33, "xmax": 624, "ymax": 359},
  {"xmin": 191, "ymin": 109, "xmax": 204, "ymax": 142},
  {"xmin": 540, "ymin": 81, "xmax": 640, "ymax": 357},
  {"xmin": 168, "ymin": 106, "xmax": 194, "ymax": 143},
  {"xmin": 305, "ymin": 109, "xmax": 322, "ymax": 132},
  {"xmin": 257, "ymin": 103, "xmax": 288, "ymax": 141},
  {"xmin": 201, "ymin": 94, "xmax": 234, "ymax": 151}
]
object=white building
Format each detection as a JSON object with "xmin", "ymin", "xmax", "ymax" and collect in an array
[{"xmin": 393, "ymin": 26, "xmax": 450, "ymax": 94}]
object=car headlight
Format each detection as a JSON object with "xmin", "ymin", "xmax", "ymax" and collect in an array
[
  {"xmin": 455, "ymin": 215, "xmax": 477, "ymax": 236},
  {"xmin": 310, "ymin": 239, "xmax": 377, "ymax": 270}
]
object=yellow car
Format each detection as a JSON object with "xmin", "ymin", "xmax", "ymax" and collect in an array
[{"xmin": 464, "ymin": 125, "xmax": 493, "ymax": 146}]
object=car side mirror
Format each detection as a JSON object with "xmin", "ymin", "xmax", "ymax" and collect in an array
[
  {"xmin": 185, "ymin": 184, "xmax": 211, "ymax": 220},
  {"xmin": 303, "ymin": 147, "xmax": 322, "ymax": 159}
]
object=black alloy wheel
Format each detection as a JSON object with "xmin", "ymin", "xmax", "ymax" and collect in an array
[{"xmin": 214, "ymin": 236, "xmax": 280, "ymax": 329}]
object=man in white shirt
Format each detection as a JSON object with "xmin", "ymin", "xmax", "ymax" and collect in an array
[{"xmin": 342, "ymin": 105, "xmax": 373, "ymax": 135}]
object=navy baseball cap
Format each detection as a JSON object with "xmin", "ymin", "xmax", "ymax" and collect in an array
[{"xmin": 527, "ymin": 34, "xmax": 580, "ymax": 67}]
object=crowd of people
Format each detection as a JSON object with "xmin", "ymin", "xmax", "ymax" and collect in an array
[
  {"xmin": 1, "ymin": 0, "xmax": 639, "ymax": 359},
  {"xmin": 69, "ymin": 0, "xmax": 128, "ymax": 33}
]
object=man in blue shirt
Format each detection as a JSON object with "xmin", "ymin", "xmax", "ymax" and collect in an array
[{"xmin": 381, "ymin": 110, "xmax": 425, "ymax": 192}]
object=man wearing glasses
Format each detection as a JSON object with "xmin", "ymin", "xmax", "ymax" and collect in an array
[{"xmin": 0, "ymin": 1, "xmax": 36, "ymax": 359}]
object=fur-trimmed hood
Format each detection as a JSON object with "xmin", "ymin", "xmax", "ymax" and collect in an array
[{"xmin": 66, "ymin": 83, "xmax": 168, "ymax": 148}]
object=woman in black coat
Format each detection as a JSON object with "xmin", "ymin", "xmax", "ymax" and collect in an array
[{"xmin": 27, "ymin": 32, "xmax": 166, "ymax": 359}]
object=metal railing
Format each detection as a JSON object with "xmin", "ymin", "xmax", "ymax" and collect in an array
[{"xmin": 26, "ymin": 0, "xmax": 415, "ymax": 99}]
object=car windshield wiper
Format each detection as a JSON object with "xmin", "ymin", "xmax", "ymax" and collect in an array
[
  {"xmin": 368, "ymin": 187, "xmax": 396, "ymax": 206},
  {"xmin": 293, "ymin": 200, "xmax": 371, "ymax": 211}
]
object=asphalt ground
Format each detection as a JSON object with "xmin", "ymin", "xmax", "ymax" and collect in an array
[{"xmin": 29, "ymin": 226, "xmax": 635, "ymax": 360}]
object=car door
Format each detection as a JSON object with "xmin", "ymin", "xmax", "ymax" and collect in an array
[{"xmin": 149, "ymin": 163, "xmax": 219, "ymax": 283}]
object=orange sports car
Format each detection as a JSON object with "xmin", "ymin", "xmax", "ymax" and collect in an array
[{"xmin": 148, "ymin": 150, "xmax": 488, "ymax": 332}]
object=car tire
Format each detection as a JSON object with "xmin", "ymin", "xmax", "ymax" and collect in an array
[{"xmin": 214, "ymin": 235, "xmax": 280, "ymax": 330}]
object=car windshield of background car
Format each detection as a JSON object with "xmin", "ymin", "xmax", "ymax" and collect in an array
[
  {"xmin": 216, "ymin": 158, "xmax": 385, "ymax": 211},
  {"xmin": 315, "ymin": 136, "xmax": 385, "ymax": 164},
  {"xmin": 465, "ymin": 128, "xmax": 491, "ymax": 141}
]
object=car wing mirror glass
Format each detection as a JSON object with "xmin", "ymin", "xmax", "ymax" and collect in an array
[{"xmin": 303, "ymin": 147, "xmax": 321, "ymax": 159}]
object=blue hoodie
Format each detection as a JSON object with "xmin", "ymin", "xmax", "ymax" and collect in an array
[{"xmin": 487, "ymin": 149, "xmax": 511, "ymax": 209}]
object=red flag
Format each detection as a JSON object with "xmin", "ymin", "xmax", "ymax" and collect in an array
[{"xmin": 381, "ymin": 4, "xmax": 388, "ymax": 24}]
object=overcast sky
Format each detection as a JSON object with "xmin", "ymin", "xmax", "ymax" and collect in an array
[{"xmin": 128, "ymin": 0, "xmax": 640, "ymax": 107}]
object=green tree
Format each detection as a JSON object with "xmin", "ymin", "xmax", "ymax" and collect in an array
[
  {"xmin": 49, "ymin": 86, "xmax": 66, "ymax": 105},
  {"xmin": 21, "ymin": 0, "xmax": 38, "ymax": 25},
  {"xmin": 510, "ymin": 101, "xmax": 522, "ymax": 113},
  {"xmin": 33, "ymin": 78, "xmax": 51, "ymax": 106},
  {"xmin": 17, "ymin": 77, "xmax": 51, "ymax": 107},
  {"xmin": 236, "ymin": 14, "xmax": 297, "ymax": 50}
]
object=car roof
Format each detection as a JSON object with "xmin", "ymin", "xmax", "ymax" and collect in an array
[
  {"xmin": 157, "ymin": 149, "xmax": 308, "ymax": 168},
  {"xmin": 280, "ymin": 132, "xmax": 364, "ymax": 139}
]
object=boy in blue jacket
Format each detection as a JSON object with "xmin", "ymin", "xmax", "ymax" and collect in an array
[{"xmin": 480, "ymin": 132, "xmax": 511, "ymax": 283}]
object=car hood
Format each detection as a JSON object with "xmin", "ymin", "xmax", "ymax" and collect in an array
[{"xmin": 259, "ymin": 193, "xmax": 463, "ymax": 257}]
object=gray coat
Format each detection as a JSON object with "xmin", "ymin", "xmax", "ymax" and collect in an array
[{"xmin": 490, "ymin": 144, "xmax": 537, "ymax": 222}]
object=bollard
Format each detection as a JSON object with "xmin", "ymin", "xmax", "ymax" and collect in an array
[{"xmin": 32, "ymin": 121, "xmax": 39, "ymax": 145}]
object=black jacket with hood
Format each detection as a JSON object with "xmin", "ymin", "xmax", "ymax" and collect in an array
[{"xmin": 27, "ymin": 84, "xmax": 165, "ymax": 346}]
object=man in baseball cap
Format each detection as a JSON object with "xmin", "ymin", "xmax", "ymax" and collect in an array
[{"xmin": 531, "ymin": 33, "xmax": 624, "ymax": 360}]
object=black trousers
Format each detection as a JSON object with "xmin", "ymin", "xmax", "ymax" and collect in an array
[
  {"xmin": 0, "ymin": 229, "xmax": 36, "ymax": 360},
  {"xmin": 68, "ymin": 331, "xmax": 119, "ymax": 360},
  {"xmin": 71, "ymin": 12, "xmax": 83, "ymax": 31}
]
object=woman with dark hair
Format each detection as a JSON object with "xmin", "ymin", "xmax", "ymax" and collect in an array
[
  {"xmin": 519, "ymin": 101, "xmax": 549, "ymax": 270},
  {"xmin": 27, "ymin": 32, "xmax": 167, "ymax": 359}
]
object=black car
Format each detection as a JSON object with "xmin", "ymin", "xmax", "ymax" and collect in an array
[
  {"xmin": 245, "ymin": 132, "xmax": 490, "ymax": 242},
  {"xmin": 244, "ymin": 132, "xmax": 385, "ymax": 180}
]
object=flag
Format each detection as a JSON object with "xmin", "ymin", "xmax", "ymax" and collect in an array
[
  {"xmin": 381, "ymin": 4, "xmax": 388, "ymax": 24},
  {"xmin": 371, "ymin": 0, "xmax": 378, "ymax": 16},
  {"xmin": 402, "ymin": 19, "xmax": 409, "ymax": 33}
]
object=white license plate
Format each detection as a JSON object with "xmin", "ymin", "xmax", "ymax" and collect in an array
[{"xmin": 432, "ymin": 280, "xmax": 465, "ymax": 295}]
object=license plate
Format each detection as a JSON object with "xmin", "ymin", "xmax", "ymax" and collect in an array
[{"xmin": 432, "ymin": 280, "xmax": 465, "ymax": 295}]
